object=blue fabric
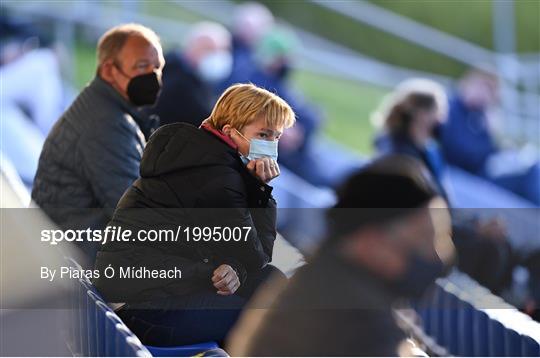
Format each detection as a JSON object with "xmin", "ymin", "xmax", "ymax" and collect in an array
[
  {"xmin": 440, "ymin": 95, "xmax": 497, "ymax": 174},
  {"xmin": 491, "ymin": 162, "xmax": 540, "ymax": 205},
  {"xmin": 229, "ymin": 36, "xmax": 257, "ymax": 85},
  {"xmin": 440, "ymin": 95, "xmax": 540, "ymax": 205},
  {"xmin": 375, "ymin": 134, "xmax": 448, "ymax": 200}
]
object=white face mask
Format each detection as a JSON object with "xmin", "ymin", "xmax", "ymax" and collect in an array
[
  {"xmin": 197, "ymin": 51, "xmax": 233, "ymax": 83},
  {"xmin": 247, "ymin": 138, "xmax": 279, "ymax": 161},
  {"xmin": 235, "ymin": 128, "xmax": 279, "ymax": 163}
]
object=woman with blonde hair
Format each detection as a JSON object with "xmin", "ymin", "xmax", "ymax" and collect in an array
[{"xmin": 94, "ymin": 83, "xmax": 295, "ymax": 345}]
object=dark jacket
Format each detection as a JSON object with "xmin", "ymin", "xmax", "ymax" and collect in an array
[
  {"xmin": 148, "ymin": 52, "xmax": 213, "ymax": 127},
  {"xmin": 32, "ymin": 76, "xmax": 151, "ymax": 239},
  {"xmin": 440, "ymin": 95, "xmax": 497, "ymax": 174},
  {"xmin": 375, "ymin": 133, "xmax": 448, "ymax": 200},
  {"xmin": 93, "ymin": 123, "xmax": 277, "ymax": 303},
  {"xmin": 242, "ymin": 249, "xmax": 407, "ymax": 356}
]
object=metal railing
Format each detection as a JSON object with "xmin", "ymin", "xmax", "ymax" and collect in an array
[
  {"xmin": 308, "ymin": 0, "xmax": 539, "ymax": 145},
  {"xmin": 3, "ymin": 0, "xmax": 538, "ymax": 144}
]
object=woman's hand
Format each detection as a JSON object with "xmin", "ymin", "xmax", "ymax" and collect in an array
[
  {"xmin": 247, "ymin": 157, "xmax": 280, "ymax": 183},
  {"xmin": 212, "ymin": 264, "xmax": 240, "ymax": 295}
]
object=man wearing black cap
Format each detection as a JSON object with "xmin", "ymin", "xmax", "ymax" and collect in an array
[{"xmin": 227, "ymin": 154, "xmax": 454, "ymax": 356}]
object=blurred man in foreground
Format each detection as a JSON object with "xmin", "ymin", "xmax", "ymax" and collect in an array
[
  {"xmin": 374, "ymin": 78, "xmax": 518, "ymax": 295},
  {"xmin": 227, "ymin": 155, "xmax": 454, "ymax": 356},
  {"xmin": 151, "ymin": 22, "xmax": 232, "ymax": 127},
  {"xmin": 32, "ymin": 23, "xmax": 164, "ymax": 260}
]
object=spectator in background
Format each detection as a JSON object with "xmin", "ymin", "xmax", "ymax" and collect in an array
[
  {"xmin": 440, "ymin": 68, "xmax": 540, "ymax": 205},
  {"xmin": 373, "ymin": 78, "xmax": 518, "ymax": 295},
  {"xmin": 0, "ymin": 16, "xmax": 65, "ymax": 188},
  {"xmin": 228, "ymin": 155, "xmax": 454, "ymax": 356},
  {"xmin": 150, "ymin": 22, "xmax": 232, "ymax": 127},
  {"xmin": 374, "ymin": 79, "xmax": 449, "ymax": 198},
  {"xmin": 224, "ymin": 1, "xmax": 275, "ymax": 86},
  {"xmin": 32, "ymin": 24, "xmax": 164, "ymax": 261},
  {"xmin": 94, "ymin": 83, "xmax": 295, "ymax": 346}
]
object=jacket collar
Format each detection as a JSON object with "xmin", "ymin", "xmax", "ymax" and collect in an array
[
  {"xmin": 90, "ymin": 76, "xmax": 150, "ymax": 127},
  {"xmin": 200, "ymin": 121, "xmax": 239, "ymax": 150}
]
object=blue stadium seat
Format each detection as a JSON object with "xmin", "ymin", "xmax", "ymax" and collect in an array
[
  {"xmin": 522, "ymin": 335, "xmax": 540, "ymax": 356},
  {"xmin": 413, "ymin": 271, "xmax": 540, "ymax": 357},
  {"xmin": 505, "ymin": 328, "xmax": 523, "ymax": 356},
  {"xmin": 86, "ymin": 291, "xmax": 100, "ymax": 357},
  {"xmin": 105, "ymin": 310, "xmax": 132, "ymax": 356},
  {"xmin": 66, "ymin": 256, "xmax": 229, "ymax": 357},
  {"xmin": 126, "ymin": 336, "xmax": 153, "ymax": 358},
  {"xmin": 441, "ymin": 290, "xmax": 459, "ymax": 353},
  {"xmin": 487, "ymin": 318, "xmax": 506, "ymax": 356},
  {"xmin": 472, "ymin": 310, "xmax": 490, "ymax": 356},
  {"xmin": 429, "ymin": 284, "xmax": 445, "ymax": 346},
  {"xmin": 456, "ymin": 301, "xmax": 474, "ymax": 356},
  {"xmin": 116, "ymin": 323, "xmax": 148, "ymax": 357},
  {"xmin": 145, "ymin": 342, "xmax": 222, "ymax": 357}
]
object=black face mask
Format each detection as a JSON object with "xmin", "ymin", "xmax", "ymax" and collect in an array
[
  {"xmin": 393, "ymin": 253, "xmax": 444, "ymax": 299},
  {"xmin": 126, "ymin": 71, "xmax": 161, "ymax": 106},
  {"xmin": 275, "ymin": 62, "xmax": 291, "ymax": 80},
  {"xmin": 432, "ymin": 122, "xmax": 444, "ymax": 141}
]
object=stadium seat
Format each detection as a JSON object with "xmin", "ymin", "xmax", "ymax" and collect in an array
[
  {"xmin": 441, "ymin": 290, "xmax": 459, "ymax": 354},
  {"xmin": 505, "ymin": 328, "xmax": 523, "ymax": 356},
  {"xmin": 412, "ymin": 271, "xmax": 540, "ymax": 357},
  {"xmin": 66, "ymin": 256, "xmax": 229, "ymax": 357},
  {"xmin": 472, "ymin": 310, "xmax": 490, "ymax": 356},
  {"xmin": 522, "ymin": 335, "xmax": 540, "ymax": 356},
  {"xmin": 487, "ymin": 318, "xmax": 506, "ymax": 356},
  {"xmin": 145, "ymin": 342, "xmax": 222, "ymax": 357},
  {"xmin": 456, "ymin": 301, "xmax": 474, "ymax": 356}
]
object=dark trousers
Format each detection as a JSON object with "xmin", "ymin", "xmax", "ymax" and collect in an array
[{"xmin": 117, "ymin": 265, "xmax": 285, "ymax": 346}]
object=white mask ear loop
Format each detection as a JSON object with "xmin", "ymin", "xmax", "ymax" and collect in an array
[
  {"xmin": 233, "ymin": 128, "xmax": 251, "ymax": 161},
  {"xmin": 234, "ymin": 128, "xmax": 250, "ymax": 142}
]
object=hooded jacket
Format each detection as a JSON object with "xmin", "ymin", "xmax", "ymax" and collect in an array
[{"xmin": 93, "ymin": 123, "xmax": 277, "ymax": 303}]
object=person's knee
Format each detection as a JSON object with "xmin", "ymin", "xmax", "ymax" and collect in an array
[{"xmin": 263, "ymin": 264, "xmax": 287, "ymax": 282}]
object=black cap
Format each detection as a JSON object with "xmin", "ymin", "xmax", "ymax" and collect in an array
[{"xmin": 328, "ymin": 154, "xmax": 440, "ymax": 238}]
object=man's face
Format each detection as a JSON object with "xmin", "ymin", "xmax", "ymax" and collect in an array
[
  {"xmin": 462, "ymin": 74, "xmax": 500, "ymax": 110},
  {"xmin": 103, "ymin": 35, "xmax": 164, "ymax": 100},
  {"xmin": 390, "ymin": 208, "xmax": 438, "ymax": 262},
  {"xmin": 388, "ymin": 199, "xmax": 454, "ymax": 270}
]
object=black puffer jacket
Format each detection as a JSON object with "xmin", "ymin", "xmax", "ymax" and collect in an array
[
  {"xmin": 32, "ymin": 77, "xmax": 156, "ymax": 256},
  {"xmin": 93, "ymin": 123, "xmax": 277, "ymax": 303}
]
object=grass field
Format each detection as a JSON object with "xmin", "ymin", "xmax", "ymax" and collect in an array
[{"xmin": 259, "ymin": 0, "xmax": 539, "ymax": 77}]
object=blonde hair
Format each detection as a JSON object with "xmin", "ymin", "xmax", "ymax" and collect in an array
[
  {"xmin": 371, "ymin": 78, "xmax": 448, "ymax": 134},
  {"xmin": 207, "ymin": 83, "xmax": 296, "ymax": 131},
  {"xmin": 96, "ymin": 23, "xmax": 163, "ymax": 70}
]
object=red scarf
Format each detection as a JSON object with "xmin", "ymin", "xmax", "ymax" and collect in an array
[{"xmin": 200, "ymin": 121, "xmax": 238, "ymax": 150}]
